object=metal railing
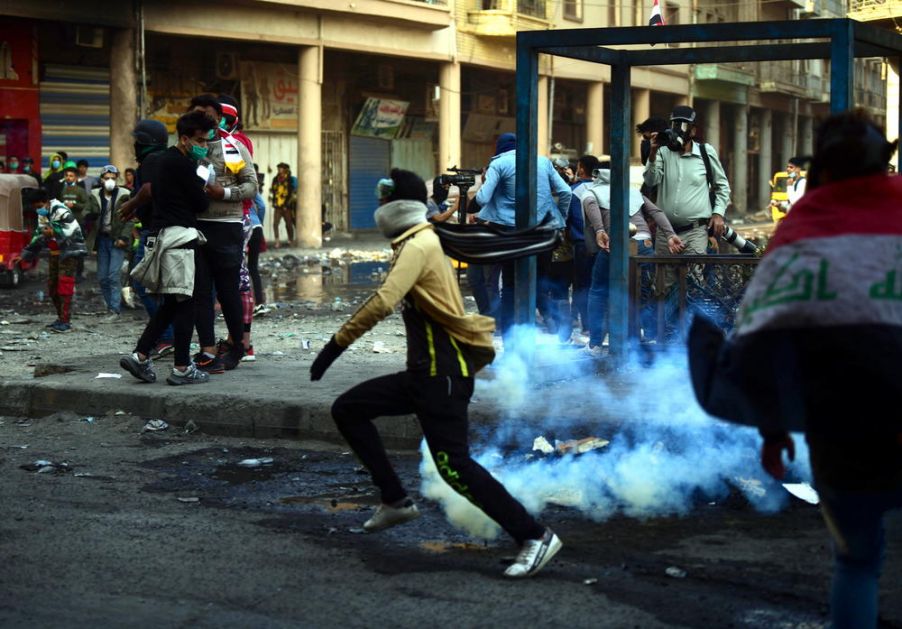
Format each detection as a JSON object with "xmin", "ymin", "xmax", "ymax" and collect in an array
[
  {"xmin": 479, "ymin": 0, "xmax": 547, "ymax": 18},
  {"xmin": 628, "ymin": 254, "xmax": 760, "ymax": 343}
]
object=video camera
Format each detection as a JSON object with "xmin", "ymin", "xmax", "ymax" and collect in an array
[
  {"xmin": 438, "ymin": 166, "xmax": 481, "ymax": 223},
  {"xmin": 438, "ymin": 167, "xmax": 479, "ymax": 190}
]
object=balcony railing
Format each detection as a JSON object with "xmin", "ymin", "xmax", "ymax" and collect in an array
[
  {"xmin": 757, "ymin": 60, "xmax": 823, "ymax": 99},
  {"xmin": 468, "ymin": 0, "xmax": 550, "ymax": 36}
]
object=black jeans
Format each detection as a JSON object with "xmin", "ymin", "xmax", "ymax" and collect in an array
[
  {"xmin": 135, "ymin": 247, "xmax": 197, "ymax": 366},
  {"xmin": 247, "ymin": 227, "xmax": 264, "ymax": 306},
  {"xmin": 195, "ymin": 221, "xmax": 244, "ymax": 348},
  {"xmin": 332, "ymin": 371, "xmax": 545, "ymax": 545}
]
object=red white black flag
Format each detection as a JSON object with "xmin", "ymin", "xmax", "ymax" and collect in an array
[{"xmin": 649, "ymin": 0, "xmax": 665, "ymax": 26}]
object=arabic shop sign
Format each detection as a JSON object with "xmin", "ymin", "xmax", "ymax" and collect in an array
[
  {"xmin": 350, "ymin": 98, "xmax": 410, "ymax": 140},
  {"xmin": 240, "ymin": 61, "xmax": 298, "ymax": 131}
]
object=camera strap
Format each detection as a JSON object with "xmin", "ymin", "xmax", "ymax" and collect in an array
[{"xmin": 698, "ymin": 142, "xmax": 717, "ymax": 210}]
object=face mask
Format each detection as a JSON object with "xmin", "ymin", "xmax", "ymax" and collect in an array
[
  {"xmin": 9, "ymin": 162, "xmax": 18, "ymax": 170},
  {"xmin": 65, "ymin": 179, "xmax": 76, "ymax": 186},
  {"xmin": 23, "ymin": 165, "xmax": 31, "ymax": 173},
  {"xmin": 103, "ymin": 179, "xmax": 117, "ymax": 191},
  {"xmin": 51, "ymin": 159, "xmax": 61, "ymax": 169},
  {"xmin": 207, "ymin": 128, "xmax": 216, "ymax": 140},
  {"xmin": 218, "ymin": 118, "xmax": 228, "ymax": 130},
  {"xmin": 189, "ymin": 143, "xmax": 209, "ymax": 161}
]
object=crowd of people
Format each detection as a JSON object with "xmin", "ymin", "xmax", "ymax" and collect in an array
[
  {"xmin": 425, "ymin": 104, "xmax": 739, "ymax": 349},
  {"xmin": 13, "ymin": 94, "xmax": 273, "ymax": 372}
]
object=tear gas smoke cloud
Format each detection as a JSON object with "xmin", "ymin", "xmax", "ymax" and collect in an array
[{"xmin": 420, "ymin": 325, "xmax": 811, "ymax": 540}]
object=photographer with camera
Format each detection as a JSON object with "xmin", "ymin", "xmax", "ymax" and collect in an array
[{"xmin": 644, "ymin": 106, "xmax": 731, "ymax": 284}]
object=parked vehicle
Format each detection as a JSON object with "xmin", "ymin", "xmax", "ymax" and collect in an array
[{"xmin": 0, "ymin": 174, "xmax": 41, "ymax": 287}]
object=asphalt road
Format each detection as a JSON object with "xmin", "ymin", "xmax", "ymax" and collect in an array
[{"xmin": 3, "ymin": 411, "xmax": 901, "ymax": 628}]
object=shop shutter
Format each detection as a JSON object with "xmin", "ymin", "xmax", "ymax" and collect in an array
[
  {"xmin": 39, "ymin": 65, "xmax": 110, "ymax": 172},
  {"xmin": 348, "ymin": 136, "xmax": 390, "ymax": 230}
]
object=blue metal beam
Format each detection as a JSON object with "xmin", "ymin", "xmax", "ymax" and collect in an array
[
  {"xmin": 539, "ymin": 46, "xmax": 620, "ymax": 66},
  {"xmin": 514, "ymin": 36, "xmax": 538, "ymax": 326},
  {"xmin": 608, "ymin": 60, "xmax": 632, "ymax": 357},
  {"xmin": 852, "ymin": 20, "xmax": 902, "ymax": 55},
  {"xmin": 624, "ymin": 43, "xmax": 831, "ymax": 66},
  {"xmin": 830, "ymin": 20, "xmax": 855, "ymax": 113},
  {"xmin": 518, "ymin": 19, "xmax": 847, "ymax": 49}
]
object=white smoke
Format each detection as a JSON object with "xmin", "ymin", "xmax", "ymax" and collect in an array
[{"xmin": 419, "ymin": 324, "xmax": 812, "ymax": 540}]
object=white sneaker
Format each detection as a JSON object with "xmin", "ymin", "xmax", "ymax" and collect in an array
[
  {"xmin": 363, "ymin": 499, "xmax": 421, "ymax": 532},
  {"xmin": 503, "ymin": 528, "xmax": 562, "ymax": 578},
  {"xmin": 580, "ymin": 344, "xmax": 605, "ymax": 358}
]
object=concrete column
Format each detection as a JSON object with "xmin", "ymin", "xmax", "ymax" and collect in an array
[
  {"xmin": 675, "ymin": 94, "xmax": 690, "ymax": 107},
  {"xmin": 631, "ymin": 88, "xmax": 650, "ymax": 159},
  {"xmin": 585, "ymin": 80, "xmax": 604, "ymax": 156},
  {"xmin": 732, "ymin": 104, "xmax": 748, "ymax": 214},
  {"xmin": 438, "ymin": 61, "xmax": 461, "ymax": 171},
  {"xmin": 297, "ymin": 46, "xmax": 322, "ymax": 248},
  {"xmin": 780, "ymin": 112, "xmax": 794, "ymax": 168},
  {"xmin": 703, "ymin": 100, "xmax": 721, "ymax": 152},
  {"xmin": 758, "ymin": 108, "xmax": 773, "ymax": 213},
  {"xmin": 538, "ymin": 75, "xmax": 549, "ymax": 156},
  {"xmin": 800, "ymin": 115, "xmax": 814, "ymax": 157},
  {"xmin": 110, "ymin": 29, "xmax": 138, "ymax": 171},
  {"xmin": 889, "ymin": 62, "xmax": 900, "ymax": 170}
]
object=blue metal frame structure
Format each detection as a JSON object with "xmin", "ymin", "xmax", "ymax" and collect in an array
[{"xmin": 514, "ymin": 19, "xmax": 902, "ymax": 354}]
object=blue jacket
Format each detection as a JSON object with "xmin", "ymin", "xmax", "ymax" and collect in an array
[
  {"xmin": 250, "ymin": 193, "xmax": 266, "ymax": 228},
  {"xmin": 474, "ymin": 150, "xmax": 571, "ymax": 228}
]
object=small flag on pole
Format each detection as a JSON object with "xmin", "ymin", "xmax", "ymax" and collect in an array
[{"xmin": 649, "ymin": 0, "xmax": 665, "ymax": 26}]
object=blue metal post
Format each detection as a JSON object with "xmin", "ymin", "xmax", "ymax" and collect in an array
[
  {"xmin": 514, "ymin": 38, "xmax": 538, "ymax": 326},
  {"xmin": 830, "ymin": 20, "xmax": 855, "ymax": 113},
  {"xmin": 609, "ymin": 60, "xmax": 632, "ymax": 356}
]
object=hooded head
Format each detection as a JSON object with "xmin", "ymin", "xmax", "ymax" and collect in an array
[
  {"xmin": 373, "ymin": 168, "xmax": 428, "ymax": 239},
  {"xmin": 495, "ymin": 132, "xmax": 516, "ymax": 155},
  {"xmin": 807, "ymin": 109, "xmax": 897, "ymax": 190}
]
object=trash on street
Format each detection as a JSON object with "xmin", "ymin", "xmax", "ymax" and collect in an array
[
  {"xmin": 142, "ymin": 419, "xmax": 169, "ymax": 433},
  {"xmin": 238, "ymin": 457, "xmax": 274, "ymax": 468},
  {"xmin": 782, "ymin": 482, "xmax": 819, "ymax": 505}
]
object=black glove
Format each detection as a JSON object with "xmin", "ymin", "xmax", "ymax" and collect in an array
[{"xmin": 310, "ymin": 336, "xmax": 345, "ymax": 381}]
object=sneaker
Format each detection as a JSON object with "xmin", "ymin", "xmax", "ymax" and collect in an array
[
  {"xmin": 119, "ymin": 352, "xmax": 157, "ymax": 383},
  {"xmin": 581, "ymin": 344, "xmax": 605, "ymax": 358},
  {"xmin": 240, "ymin": 346, "xmax": 256, "ymax": 362},
  {"xmin": 215, "ymin": 338, "xmax": 232, "ymax": 358},
  {"xmin": 253, "ymin": 304, "xmax": 271, "ymax": 317},
  {"xmin": 363, "ymin": 499, "xmax": 421, "ymax": 532},
  {"xmin": 166, "ymin": 363, "xmax": 210, "ymax": 386},
  {"xmin": 45, "ymin": 319, "xmax": 60, "ymax": 329},
  {"xmin": 49, "ymin": 321, "xmax": 72, "ymax": 333},
  {"xmin": 503, "ymin": 528, "xmax": 563, "ymax": 578},
  {"xmin": 193, "ymin": 352, "xmax": 225, "ymax": 374},
  {"xmin": 103, "ymin": 310, "xmax": 120, "ymax": 322},
  {"xmin": 150, "ymin": 341, "xmax": 174, "ymax": 359},
  {"xmin": 221, "ymin": 346, "xmax": 245, "ymax": 371}
]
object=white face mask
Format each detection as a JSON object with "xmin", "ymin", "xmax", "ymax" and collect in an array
[{"xmin": 103, "ymin": 179, "xmax": 117, "ymax": 192}]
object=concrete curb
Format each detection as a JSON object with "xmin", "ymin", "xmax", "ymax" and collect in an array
[
  {"xmin": 0, "ymin": 350, "xmax": 614, "ymax": 449},
  {"xmin": 0, "ymin": 356, "xmax": 424, "ymax": 448}
]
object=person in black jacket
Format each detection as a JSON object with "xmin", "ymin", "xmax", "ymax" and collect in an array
[{"xmin": 120, "ymin": 111, "xmax": 216, "ymax": 386}]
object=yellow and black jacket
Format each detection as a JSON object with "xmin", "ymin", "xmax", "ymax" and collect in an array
[{"xmin": 335, "ymin": 222, "xmax": 495, "ymax": 375}]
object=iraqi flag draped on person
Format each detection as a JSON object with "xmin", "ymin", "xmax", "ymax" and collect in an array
[{"xmin": 687, "ymin": 169, "xmax": 902, "ymax": 437}]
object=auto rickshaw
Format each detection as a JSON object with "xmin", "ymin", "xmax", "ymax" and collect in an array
[{"xmin": 0, "ymin": 174, "xmax": 41, "ymax": 287}]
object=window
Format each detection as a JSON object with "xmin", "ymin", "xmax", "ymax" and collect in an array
[{"xmin": 564, "ymin": 0, "xmax": 583, "ymax": 21}]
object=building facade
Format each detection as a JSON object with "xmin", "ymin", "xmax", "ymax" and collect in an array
[{"xmin": 0, "ymin": 0, "xmax": 891, "ymax": 245}]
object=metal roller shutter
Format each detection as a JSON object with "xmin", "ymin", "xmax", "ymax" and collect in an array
[
  {"xmin": 348, "ymin": 136, "xmax": 390, "ymax": 230},
  {"xmin": 39, "ymin": 65, "xmax": 110, "ymax": 173}
]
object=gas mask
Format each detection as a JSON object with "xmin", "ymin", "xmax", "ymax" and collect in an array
[{"xmin": 660, "ymin": 120, "xmax": 692, "ymax": 152}]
